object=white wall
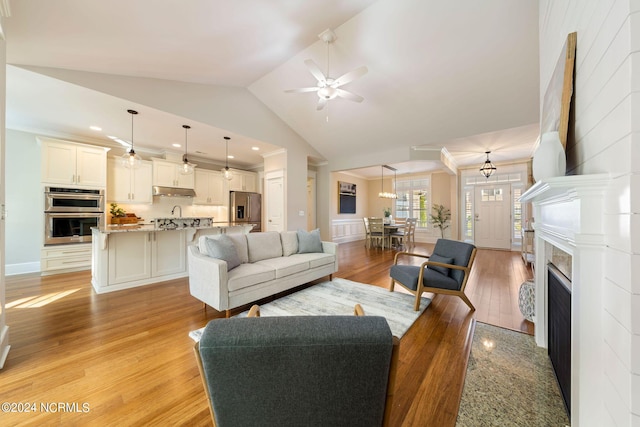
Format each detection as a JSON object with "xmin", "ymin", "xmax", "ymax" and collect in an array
[
  {"xmin": 4, "ymin": 130, "xmax": 42, "ymax": 275},
  {"xmin": 540, "ymin": 0, "xmax": 639, "ymax": 424}
]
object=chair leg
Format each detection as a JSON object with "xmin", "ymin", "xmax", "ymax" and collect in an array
[
  {"xmin": 459, "ymin": 293, "xmax": 476, "ymax": 311},
  {"xmin": 389, "ymin": 278, "xmax": 395, "ymax": 292},
  {"xmin": 413, "ymin": 291, "xmax": 421, "ymax": 311}
]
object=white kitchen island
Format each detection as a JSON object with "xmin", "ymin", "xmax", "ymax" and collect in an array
[{"xmin": 91, "ymin": 221, "xmax": 253, "ymax": 293}]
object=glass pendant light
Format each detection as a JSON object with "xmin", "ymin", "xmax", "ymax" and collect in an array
[
  {"xmin": 479, "ymin": 151, "xmax": 497, "ymax": 178},
  {"xmin": 222, "ymin": 136, "xmax": 233, "ymax": 180},
  {"xmin": 179, "ymin": 124, "xmax": 194, "ymax": 175},
  {"xmin": 122, "ymin": 109, "xmax": 141, "ymax": 169}
]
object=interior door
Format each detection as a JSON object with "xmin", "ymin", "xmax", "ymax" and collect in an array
[
  {"xmin": 265, "ymin": 171, "xmax": 284, "ymax": 232},
  {"xmin": 474, "ymin": 184, "xmax": 511, "ymax": 249}
]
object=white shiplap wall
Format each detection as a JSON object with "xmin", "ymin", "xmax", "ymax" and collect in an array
[{"xmin": 540, "ymin": 1, "xmax": 639, "ymax": 425}]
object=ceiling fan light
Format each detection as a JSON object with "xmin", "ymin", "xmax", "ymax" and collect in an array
[{"xmin": 317, "ymin": 86, "xmax": 338, "ymax": 100}]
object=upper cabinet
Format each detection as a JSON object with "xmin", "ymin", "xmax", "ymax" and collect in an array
[
  {"xmin": 228, "ymin": 169, "xmax": 257, "ymax": 192},
  {"xmin": 41, "ymin": 138, "xmax": 108, "ymax": 187},
  {"xmin": 152, "ymin": 159, "xmax": 195, "ymax": 189},
  {"xmin": 107, "ymin": 158, "xmax": 153, "ymax": 204},
  {"xmin": 194, "ymin": 169, "xmax": 224, "ymax": 205}
]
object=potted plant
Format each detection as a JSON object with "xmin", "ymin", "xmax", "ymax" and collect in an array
[
  {"xmin": 430, "ymin": 204, "xmax": 451, "ymax": 238},
  {"xmin": 383, "ymin": 207, "xmax": 392, "ymax": 224},
  {"xmin": 109, "ymin": 203, "xmax": 127, "ymax": 224}
]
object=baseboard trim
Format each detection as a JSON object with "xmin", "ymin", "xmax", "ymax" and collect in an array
[{"xmin": 5, "ymin": 262, "xmax": 41, "ymax": 276}]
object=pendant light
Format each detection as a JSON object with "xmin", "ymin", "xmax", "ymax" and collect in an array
[
  {"xmin": 378, "ymin": 165, "xmax": 398, "ymax": 199},
  {"xmin": 479, "ymin": 151, "xmax": 496, "ymax": 179},
  {"xmin": 179, "ymin": 125, "xmax": 194, "ymax": 175},
  {"xmin": 122, "ymin": 109, "xmax": 141, "ymax": 169},
  {"xmin": 222, "ymin": 136, "xmax": 233, "ymax": 180}
]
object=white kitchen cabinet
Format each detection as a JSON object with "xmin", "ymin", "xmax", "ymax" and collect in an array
[
  {"xmin": 107, "ymin": 158, "xmax": 153, "ymax": 203},
  {"xmin": 151, "ymin": 230, "xmax": 186, "ymax": 276},
  {"xmin": 41, "ymin": 138, "xmax": 108, "ymax": 187},
  {"xmin": 107, "ymin": 229, "xmax": 186, "ymax": 286},
  {"xmin": 41, "ymin": 243, "xmax": 92, "ymax": 274},
  {"xmin": 194, "ymin": 169, "xmax": 224, "ymax": 205},
  {"xmin": 152, "ymin": 159, "xmax": 195, "ymax": 189},
  {"xmin": 228, "ymin": 169, "xmax": 257, "ymax": 192}
]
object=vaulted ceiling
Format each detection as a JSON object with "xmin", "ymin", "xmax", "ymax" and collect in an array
[{"xmin": 3, "ymin": 0, "xmax": 540, "ymax": 177}]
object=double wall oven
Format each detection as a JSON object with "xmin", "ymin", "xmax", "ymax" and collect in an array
[{"xmin": 44, "ymin": 187, "xmax": 105, "ymax": 245}]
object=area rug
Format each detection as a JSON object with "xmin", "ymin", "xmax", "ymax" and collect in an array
[
  {"xmin": 456, "ymin": 322, "xmax": 570, "ymax": 427},
  {"xmin": 189, "ymin": 278, "xmax": 430, "ymax": 341}
]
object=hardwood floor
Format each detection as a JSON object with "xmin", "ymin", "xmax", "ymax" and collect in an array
[{"xmin": 1, "ymin": 241, "xmax": 532, "ymax": 426}]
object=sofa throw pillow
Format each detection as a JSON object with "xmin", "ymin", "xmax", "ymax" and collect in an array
[
  {"xmin": 427, "ymin": 253, "xmax": 454, "ymax": 277},
  {"xmin": 280, "ymin": 231, "xmax": 298, "ymax": 256},
  {"xmin": 204, "ymin": 234, "xmax": 241, "ymax": 271},
  {"xmin": 297, "ymin": 229, "xmax": 323, "ymax": 253}
]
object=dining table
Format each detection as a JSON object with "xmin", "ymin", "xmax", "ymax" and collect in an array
[{"xmin": 383, "ymin": 223, "xmax": 405, "ymax": 249}]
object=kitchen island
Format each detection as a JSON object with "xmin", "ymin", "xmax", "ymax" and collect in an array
[{"xmin": 91, "ymin": 220, "xmax": 253, "ymax": 293}]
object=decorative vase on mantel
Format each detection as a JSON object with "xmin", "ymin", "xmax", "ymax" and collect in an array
[{"xmin": 532, "ymin": 131, "xmax": 566, "ymax": 182}]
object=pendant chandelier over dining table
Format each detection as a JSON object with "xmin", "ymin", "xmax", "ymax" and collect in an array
[{"xmin": 378, "ymin": 165, "xmax": 397, "ymax": 199}]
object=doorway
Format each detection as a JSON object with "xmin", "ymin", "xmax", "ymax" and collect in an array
[
  {"xmin": 474, "ymin": 184, "xmax": 511, "ymax": 249},
  {"xmin": 265, "ymin": 170, "xmax": 284, "ymax": 232}
]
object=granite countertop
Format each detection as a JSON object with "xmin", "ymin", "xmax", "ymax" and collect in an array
[{"xmin": 94, "ymin": 219, "xmax": 250, "ymax": 234}]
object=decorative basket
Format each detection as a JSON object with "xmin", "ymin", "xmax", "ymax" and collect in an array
[{"xmin": 518, "ymin": 280, "xmax": 535, "ymax": 322}]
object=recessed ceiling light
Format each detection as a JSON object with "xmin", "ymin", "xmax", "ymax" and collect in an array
[
  {"xmin": 251, "ymin": 146, "xmax": 260, "ymax": 151},
  {"xmin": 90, "ymin": 125, "xmax": 102, "ymax": 131},
  {"xmin": 172, "ymin": 143, "xmax": 181, "ymax": 148},
  {"xmin": 227, "ymin": 155, "xmax": 234, "ymax": 159}
]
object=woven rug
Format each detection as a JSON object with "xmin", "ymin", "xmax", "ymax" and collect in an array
[
  {"xmin": 456, "ymin": 322, "xmax": 570, "ymax": 426},
  {"xmin": 189, "ymin": 277, "xmax": 430, "ymax": 341}
]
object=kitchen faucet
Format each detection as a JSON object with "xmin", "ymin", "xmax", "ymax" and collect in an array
[{"xmin": 171, "ymin": 205, "xmax": 182, "ymax": 217}]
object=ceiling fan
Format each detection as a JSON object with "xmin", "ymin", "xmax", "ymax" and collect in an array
[{"xmin": 285, "ymin": 29, "xmax": 367, "ymax": 111}]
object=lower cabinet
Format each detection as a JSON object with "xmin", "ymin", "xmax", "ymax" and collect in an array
[
  {"xmin": 41, "ymin": 243, "xmax": 92, "ymax": 274},
  {"xmin": 96, "ymin": 230, "xmax": 186, "ymax": 290}
]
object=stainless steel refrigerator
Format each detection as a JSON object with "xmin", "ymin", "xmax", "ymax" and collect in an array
[{"xmin": 229, "ymin": 191, "xmax": 262, "ymax": 232}]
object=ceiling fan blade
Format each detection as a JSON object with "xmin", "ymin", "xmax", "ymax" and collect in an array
[
  {"xmin": 285, "ymin": 87, "xmax": 320, "ymax": 93},
  {"xmin": 333, "ymin": 66, "xmax": 368, "ymax": 88},
  {"xmin": 304, "ymin": 59, "xmax": 327, "ymax": 83},
  {"xmin": 336, "ymin": 88, "xmax": 364, "ymax": 103},
  {"xmin": 317, "ymin": 97, "xmax": 327, "ymax": 111}
]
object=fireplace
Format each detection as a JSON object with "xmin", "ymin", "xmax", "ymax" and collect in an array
[
  {"xmin": 547, "ymin": 262, "xmax": 571, "ymax": 416},
  {"xmin": 519, "ymin": 173, "xmax": 609, "ymax": 426}
]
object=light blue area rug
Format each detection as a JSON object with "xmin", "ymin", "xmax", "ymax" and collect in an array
[{"xmin": 190, "ymin": 278, "xmax": 430, "ymax": 341}]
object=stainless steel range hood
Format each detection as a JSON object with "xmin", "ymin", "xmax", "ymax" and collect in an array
[{"xmin": 152, "ymin": 186, "xmax": 196, "ymax": 197}]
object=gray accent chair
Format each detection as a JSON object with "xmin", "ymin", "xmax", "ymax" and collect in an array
[
  {"xmin": 194, "ymin": 315, "xmax": 399, "ymax": 427},
  {"xmin": 389, "ymin": 238, "xmax": 477, "ymax": 311}
]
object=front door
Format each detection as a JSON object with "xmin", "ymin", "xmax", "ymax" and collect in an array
[{"xmin": 474, "ymin": 184, "xmax": 511, "ymax": 249}]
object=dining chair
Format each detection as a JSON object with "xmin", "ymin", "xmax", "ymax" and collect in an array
[
  {"xmin": 389, "ymin": 221, "xmax": 410, "ymax": 249},
  {"xmin": 389, "ymin": 238, "xmax": 477, "ymax": 311},
  {"xmin": 368, "ymin": 217, "xmax": 389, "ymax": 250},
  {"xmin": 405, "ymin": 218, "xmax": 417, "ymax": 245},
  {"xmin": 363, "ymin": 217, "xmax": 372, "ymax": 249}
]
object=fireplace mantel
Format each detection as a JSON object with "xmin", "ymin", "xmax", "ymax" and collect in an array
[{"xmin": 519, "ymin": 173, "xmax": 610, "ymax": 425}]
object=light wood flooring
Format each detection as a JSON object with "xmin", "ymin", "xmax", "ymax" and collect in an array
[{"xmin": 1, "ymin": 241, "xmax": 533, "ymax": 426}]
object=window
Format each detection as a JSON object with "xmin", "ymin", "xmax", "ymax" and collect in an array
[
  {"xmin": 394, "ymin": 177, "xmax": 430, "ymax": 227},
  {"xmin": 464, "ymin": 189, "xmax": 473, "ymax": 240},
  {"xmin": 513, "ymin": 186, "xmax": 523, "ymax": 242}
]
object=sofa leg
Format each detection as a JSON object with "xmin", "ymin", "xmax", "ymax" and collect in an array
[
  {"xmin": 225, "ymin": 309, "xmax": 231, "ymax": 318},
  {"xmin": 329, "ymin": 274, "xmax": 333, "ymax": 281},
  {"xmin": 202, "ymin": 302, "xmax": 207, "ymax": 312}
]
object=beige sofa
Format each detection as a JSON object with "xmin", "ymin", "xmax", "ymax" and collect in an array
[{"xmin": 187, "ymin": 230, "xmax": 338, "ymax": 315}]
